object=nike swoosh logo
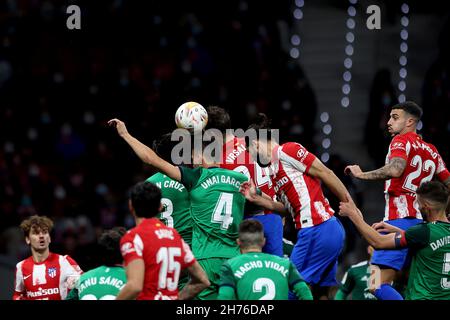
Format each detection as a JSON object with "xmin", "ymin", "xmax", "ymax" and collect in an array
[{"xmin": 23, "ymin": 275, "xmax": 31, "ymax": 280}]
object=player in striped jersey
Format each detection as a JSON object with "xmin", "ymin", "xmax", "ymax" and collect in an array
[
  {"xmin": 13, "ymin": 215, "xmax": 83, "ymax": 300},
  {"xmin": 339, "ymin": 181, "xmax": 450, "ymax": 300},
  {"xmin": 205, "ymin": 106, "xmax": 283, "ymax": 257},
  {"xmin": 345, "ymin": 101, "xmax": 450, "ymax": 300},
  {"xmin": 240, "ymin": 113, "xmax": 350, "ymax": 299}
]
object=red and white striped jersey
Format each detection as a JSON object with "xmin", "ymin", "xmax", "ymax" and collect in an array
[
  {"xmin": 120, "ymin": 218, "xmax": 196, "ymax": 300},
  {"xmin": 220, "ymin": 136, "xmax": 276, "ymax": 200},
  {"xmin": 13, "ymin": 253, "xmax": 82, "ymax": 300},
  {"xmin": 269, "ymin": 142, "xmax": 335, "ymax": 229},
  {"xmin": 384, "ymin": 132, "xmax": 450, "ymax": 220}
]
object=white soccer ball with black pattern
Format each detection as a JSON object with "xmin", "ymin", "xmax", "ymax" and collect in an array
[{"xmin": 174, "ymin": 101, "xmax": 208, "ymax": 131}]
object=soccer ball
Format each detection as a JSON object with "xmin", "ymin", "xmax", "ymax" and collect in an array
[{"xmin": 174, "ymin": 101, "xmax": 208, "ymax": 131}]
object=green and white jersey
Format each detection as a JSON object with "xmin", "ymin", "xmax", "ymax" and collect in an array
[
  {"xmin": 66, "ymin": 266, "xmax": 126, "ymax": 300},
  {"xmin": 400, "ymin": 221, "xmax": 450, "ymax": 300},
  {"xmin": 146, "ymin": 173, "xmax": 192, "ymax": 246},
  {"xmin": 218, "ymin": 252, "xmax": 306, "ymax": 300},
  {"xmin": 179, "ymin": 166, "xmax": 247, "ymax": 260},
  {"xmin": 339, "ymin": 260, "xmax": 376, "ymax": 300}
]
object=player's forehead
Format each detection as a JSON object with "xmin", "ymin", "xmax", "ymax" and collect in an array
[
  {"xmin": 30, "ymin": 225, "xmax": 49, "ymax": 234},
  {"xmin": 390, "ymin": 109, "xmax": 404, "ymax": 117}
]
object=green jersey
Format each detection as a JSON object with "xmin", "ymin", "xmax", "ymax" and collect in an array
[
  {"xmin": 66, "ymin": 266, "xmax": 126, "ymax": 300},
  {"xmin": 146, "ymin": 173, "xmax": 192, "ymax": 246},
  {"xmin": 401, "ymin": 221, "xmax": 450, "ymax": 300},
  {"xmin": 180, "ymin": 166, "xmax": 247, "ymax": 260},
  {"xmin": 218, "ymin": 252, "xmax": 308, "ymax": 300},
  {"xmin": 339, "ymin": 260, "xmax": 376, "ymax": 300}
]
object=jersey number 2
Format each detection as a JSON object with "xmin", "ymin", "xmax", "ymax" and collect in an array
[
  {"xmin": 253, "ymin": 278, "xmax": 276, "ymax": 300},
  {"xmin": 403, "ymin": 155, "xmax": 436, "ymax": 192}
]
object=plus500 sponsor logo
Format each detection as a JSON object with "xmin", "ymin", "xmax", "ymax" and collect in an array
[{"xmin": 27, "ymin": 287, "xmax": 59, "ymax": 298}]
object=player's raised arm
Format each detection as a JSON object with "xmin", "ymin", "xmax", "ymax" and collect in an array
[
  {"xmin": 344, "ymin": 157, "xmax": 406, "ymax": 181},
  {"xmin": 240, "ymin": 180, "xmax": 287, "ymax": 215},
  {"xmin": 308, "ymin": 157, "xmax": 349, "ymax": 202},
  {"xmin": 338, "ymin": 193, "xmax": 397, "ymax": 249},
  {"xmin": 108, "ymin": 119, "xmax": 181, "ymax": 181}
]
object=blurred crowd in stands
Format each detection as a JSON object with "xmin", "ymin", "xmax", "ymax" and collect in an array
[{"xmin": 0, "ymin": 0, "xmax": 449, "ymax": 275}]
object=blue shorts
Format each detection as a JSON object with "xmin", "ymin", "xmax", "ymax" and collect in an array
[
  {"xmin": 244, "ymin": 213, "xmax": 283, "ymax": 257},
  {"xmin": 290, "ymin": 216, "xmax": 345, "ymax": 287},
  {"xmin": 371, "ymin": 218, "xmax": 422, "ymax": 271}
]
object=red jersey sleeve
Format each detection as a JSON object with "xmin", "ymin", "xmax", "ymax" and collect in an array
[
  {"xmin": 180, "ymin": 239, "xmax": 196, "ymax": 269},
  {"xmin": 120, "ymin": 232, "xmax": 144, "ymax": 266},
  {"xmin": 388, "ymin": 135, "xmax": 408, "ymax": 161},
  {"xmin": 12, "ymin": 261, "xmax": 25, "ymax": 300},
  {"xmin": 280, "ymin": 142, "xmax": 316, "ymax": 174},
  {"xmin": 436, "ymin": 153, "xmax": 450, "ymax": 182}
]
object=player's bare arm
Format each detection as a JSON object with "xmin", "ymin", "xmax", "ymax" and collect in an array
[
  {"xmin": 116, "ymin": 259, "xmax": 145, "ymax": 300},
  {"xmin": 339, "ymin": 193, "xmax": 397, "ymax": 249},
  {"xmin": 178, "ymin": 261, "xmax": 210, "ymax": 300},
  {"xmin": 344, "ymin": 157, "xmax": 406, "ymax": 181},
  {"xmin": 240, "ymin": 180, "xmax": 288, "ymax": 214},
  {"xmin": 308, "ymin": 157, "xmax": 349, "ymax": 201},
  {"xmin": 108, "ymin": 119, "xmax": 181, "ymax": 181}
]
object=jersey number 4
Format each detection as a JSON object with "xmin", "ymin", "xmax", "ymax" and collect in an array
[{"xmin": 212, "ymin": 192, "xmax": 234, "ymax": 230}]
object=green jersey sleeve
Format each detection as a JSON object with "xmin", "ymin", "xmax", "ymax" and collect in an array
[
  {"xmin": 405, "ymin": 223, "xmax": 430, "ymax": 250},
  {"xmin": 218, "ymin": 262, "xmax": 236, "ymax": 288},
  {"xmin": 65, "ymin": 288, "xmax": 79, "ymax": 300},
  {"xmin": 339, "ymin": 269, "xmax": 355, "ymax": 295},
  {"xmin": 179, "ymin": 166, "xmax": 203, "ymax": 191},
  {"xmin": 288, "ymin": 261, "xmax": 313, "ymax": 300}
]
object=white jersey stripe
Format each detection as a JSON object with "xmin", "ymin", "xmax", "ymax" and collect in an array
[
  {"xmin": 283, "ymin": 165, "xmax": 313, "ymax": 228},
  {"xmin": 14, "ymin": 261, "xmax": 24, "ymax": 293}
]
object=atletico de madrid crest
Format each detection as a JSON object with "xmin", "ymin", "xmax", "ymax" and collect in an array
[{"xmin": 48, "ymin": 267, "xmax": 57, "ymax": 278}]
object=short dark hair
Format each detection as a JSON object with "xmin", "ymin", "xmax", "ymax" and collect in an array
[
  {"xmin": 391, "ymin": 101, "xmax": 423, "ymax": 121},
  {"xmin": 238, "ymin": 219, "xmax": 265, "ymax": 248},
  {"xmin": 205, "ymin": 106, "xmax": 231, "ymax": 134},
  {"xmin": 245, "ymin": 113, "xmax": 273, "ymax": 148},
  {"xmin": 417, "ymin": 181, "xmax": 450, "ymax": 210},
  {"xmin": 98, "ymin": 227, "xmax": 126, "ymax": 266},
  {"xmin": 130, "ymin": 182, "xmax": 162, "ymax": 218}
]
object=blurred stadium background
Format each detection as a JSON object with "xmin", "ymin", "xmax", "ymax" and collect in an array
[{"xmin": 0, "ymin": 0, "xmax": 449, "ymax": 299}]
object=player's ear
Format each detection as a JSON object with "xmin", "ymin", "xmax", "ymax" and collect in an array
[
  {"xmin": 158, "ymin": 203, "xmax": 163, "ymax": 213},
  {"xmin": 25, "ymin": 236, "xmax": 30, "ymax": 245},
  {"xmin": 261, "ymin": 237, "xmax": 266, "ymax": 247},
  {"xmin": 236, "ymin": 238, "xmax": 241, "ymax": 246}
]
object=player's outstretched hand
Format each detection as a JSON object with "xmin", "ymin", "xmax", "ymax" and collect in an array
[
  {"xmin": 339, "ymin": 192, "xmax": 363, "ymax": 218},
  {"xmin": 108, "ymin": 118, "xmax": 129, "ymax": 138},
  {"xmin": 240, "ymin": 180, "xmax": 257, "ymax": 201},
  {"xmin": 371, "ymin": 221, "xmax": 403, "ymax": 234},
  {"xmin": 344, "ymin": 165, "xmax": 363, "ymax": 178}
]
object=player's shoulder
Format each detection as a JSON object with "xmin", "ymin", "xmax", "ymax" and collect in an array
[{"xmin": 146, "ymin": 172, "xmax": 164, "ymax": 182}]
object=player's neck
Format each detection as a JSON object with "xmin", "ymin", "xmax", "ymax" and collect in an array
[
  {"xmin": 32, "ymin": 249, "xmax": 50, "ymax": 263},
  {"xmin": 241, "ymin": 248, "xmax": 262, "ymax": 254},
  {"xmin": 428, "ymin": 212, "xmax": 449, "ymax": 223},
  {"xmin": 135, "ymin": 217, "xmax": 146, "ymax": 226},
  {"xmin": 399, "ymin": 127, "xmax": 416, "ymax": 136}
]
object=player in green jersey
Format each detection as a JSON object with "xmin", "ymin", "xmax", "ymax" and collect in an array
[
  {"xmin": 66, "ymin": 228, "xmax": 127, "ymax": 300},
  {"xmin": 335, "ymin": 246, "xmax": 376, "ymax": 300},
  {"xmin": 217, "ymin": 219, "xmax": 312, "ymax": 300},
  {"xmin": 339, "ymin": 181, "xmax": 450, "ymax": 300},
  {"xmin": 146, "ymin": 133, "xmax": 192, "ymax": 246},
  {"xmin": 108, "ymin": 118, "xmax": 248, "ymax": 300}
]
